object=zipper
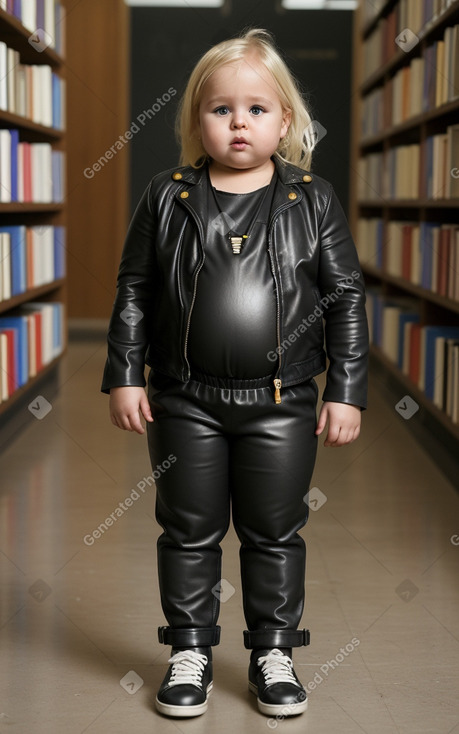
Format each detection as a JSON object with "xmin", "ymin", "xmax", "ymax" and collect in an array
[
  {"xmin": 267, "ymin": 194, "xmax": 302, "ymax": 404},
  {"xmin": 273, "ymin": 378, "xmax": 282, "ymax": 404},
  {"xmin": 267, "ymin": 239, "xmax": 282, "ymax": 404},
  {"xmin": 178, "ymin": 194, "xmax": 206, "ymax": 379},
  {"xmin": 183, "ymin": 256, "xmax": 205, "ymax": 378}
]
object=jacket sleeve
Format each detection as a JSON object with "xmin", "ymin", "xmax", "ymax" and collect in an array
[
  {"xmin": 100, "ymin": 180, "xmax": 156, "ymax": 394},
  {"xmin": 317, "ymin": 183, "xmax": 369, "ymax": 409}
]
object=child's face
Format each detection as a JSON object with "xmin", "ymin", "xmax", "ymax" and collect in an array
[{"xmin": 198, "ymin": 54, "xmax": 291, "ymax": 173}]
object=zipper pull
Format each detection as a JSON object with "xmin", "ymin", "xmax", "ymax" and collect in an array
[{"xmin": 273, "ymin": 378, "xmax": 282, "ymax": 404}]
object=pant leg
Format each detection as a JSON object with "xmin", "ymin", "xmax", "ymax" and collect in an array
[
  {"xmin": 229, "ymin": 379, "xmax": 318, "ymax": 634},
  {"xmin": 146, "ymin": 375, "xmax": 231, "ymax": 633}
]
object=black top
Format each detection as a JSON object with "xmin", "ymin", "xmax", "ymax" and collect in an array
[{"xmin": 187, "ymin": 170, "xmax": 278, "ymax": 378}]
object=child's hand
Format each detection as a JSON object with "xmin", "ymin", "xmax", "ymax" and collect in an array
[
  {"xmin": 109, "ymin": 386, "xmax": 154, "ymax": 434},
  {"xmin": 315, "ymin": 401, "xmax": 361, "ymax": 447}
]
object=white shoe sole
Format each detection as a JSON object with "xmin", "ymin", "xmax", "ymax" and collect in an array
[
  {"xmin": 248, "ymin": 680, "xmax": 308, "ymax": 716},
  {"xmin": 155, "ymin": 682, "xmax": 213, "ymax": 717}
]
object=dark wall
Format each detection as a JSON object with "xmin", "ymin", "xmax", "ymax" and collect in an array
[{"xmin": 129, "ymin": 0, "xmax": 353, "ymax": 215}]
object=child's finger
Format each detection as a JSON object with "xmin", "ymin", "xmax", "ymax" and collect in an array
[
  {"xmin": 324, "ymin": 422, "xmax": 341, "ymax": 446},
  {"xmin": 140, "ymin": 394, "xmax": 154, "ymax": 423},
  {"xmin": 128, "ymin": 409, "xmax": 146, "ymax": 434},
  {"xmin": 111, "ymin": 408, "xmax": 143, "ymax": 433},
  {"xmin": 110, "ymin": 411, "xmax": 129, "ymax": 430},
  {"xmin": 120, "ymin": 413, "xmax": 136, "ymax": 431},
  {"xmin": 315, "ymin": 405, "xmax": 328, "ymax": 435},
  {"xmin": 110, "ymin": 413, "xmax": 121, "ymax": 429},
  {"xmin": 326, "ymin": 423, "xmax": 359, "ymax": 446}
]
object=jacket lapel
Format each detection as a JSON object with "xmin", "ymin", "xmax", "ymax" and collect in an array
[
  {"xmin": 174, "ymin": 157, "xmax": 307, "ymax": 236},
  {"xmin": 174, "ymin": 166, "xmax": 209, "ymax": 241}
]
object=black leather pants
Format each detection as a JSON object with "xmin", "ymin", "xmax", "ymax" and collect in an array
[{"xmin": 146, "ymin": 370, "xmax": 318, "ymax": 651}]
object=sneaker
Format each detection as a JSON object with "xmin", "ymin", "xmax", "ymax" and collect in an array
[
  {"xmin": 155, "ymin": 647, "xmax": 212, "ymax": 717},
  {"xmin": 248, "ymin": 648, "xmax": 308, "ymax": 716}
]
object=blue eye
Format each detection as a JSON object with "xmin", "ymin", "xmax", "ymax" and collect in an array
[
  {"xmin": 250, "ymin": 106, "xmax": 264, "ymax": 116},
  {"xmin": 214, "ymin": 106, "xmax": 229, "ymax": 115}
]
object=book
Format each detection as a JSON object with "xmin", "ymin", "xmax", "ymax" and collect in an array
[
  {"xmin": 0, "ymin": 316, "xmax": 28, "ymax": 388},
  {"xmin": 0, "ymin": 328, "xmax": 17, "ymax": 397},
  {"xmin": 362, "ymin": 15, "xmax": 459, "ymax": 111},
  {"xmin": 0, "ymin": 332, "xmax": 8, "ymax": 401},
  {"xmin": 0, "ymin": 225, "xmax": 66, "ymax": 301},
  {"xmin": 0, "ymin": 226, "xmax": 26, "ymax": 296},
  {"xmin": 0, "ymin": 43, "xmax": 64, "ymax": 128},
  {"xmin": 0, "ymin": 132, "xmax": 65, "ymax": 203},
  {"xmin": 3, "ymin": 0, "xmax": 63, "ymax": 53},
  {"xmin": 0, "ymin": 302, "xmax": 64, "ymax": 400},
  {"xmin": 447, "ymin": 125, "xmax": 459, "ymax": 198},
  {"xmin": 445, "ymin": 339, "xmax": 459, "ymax": 422},
  {"xmin": 419, "ymin": 325, "xmax": 459, "ymax": 398}
]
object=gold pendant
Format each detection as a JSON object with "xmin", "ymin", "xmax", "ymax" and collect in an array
[{"xmin": 230, "ymin": 236, "xmax": 243, "ymax": 255}]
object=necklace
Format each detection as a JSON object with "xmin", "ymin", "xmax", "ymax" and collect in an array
[{"xmin": 208, "ymin": 169, "xmax": 276, "ymax": 255}]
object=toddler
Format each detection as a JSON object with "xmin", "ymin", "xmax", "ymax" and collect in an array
[{"xmin": 101, "ymin": 27, "xmax": 369, "ymax": 719}]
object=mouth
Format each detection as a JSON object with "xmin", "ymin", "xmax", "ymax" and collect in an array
[{"xmin": 230, "ymin": 137, "xmax": 249, "ymax": 148}]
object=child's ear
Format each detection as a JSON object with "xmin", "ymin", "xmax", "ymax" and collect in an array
[{"xmin": 280, "ymin": 108, "xmax": 292, "ymax": 139}]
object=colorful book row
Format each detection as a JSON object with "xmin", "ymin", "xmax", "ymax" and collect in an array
[
  {"xmin": 362, "ymin": 0, "xmax": 457, "ymax": 79},
  {"xmin": 361, "ymin": 24, "xmax": 459, "ymax": 138},
  {"xmin": 366, "ymin": 288, "xmax": 459, "ymax": 422},
  {"xmin": 0, "ymin": 301, "xmax": 64, "ymax": 401},
  {"xmin": 0, "ymin": 129, "xmax": 64, "ymax": 202},
  {"xmin": 0, "ymin": 0, "xmax": 65, "ymax": 56},
  {"xmin": 0, "ymin": 43, "xmax": 65, "ymax": 128},
  {"xmin": 0, "ymin": 225, "xmax": 65, "ymax": 302},
  {"xmin": 358, "ymin": 124, "xmax": 459, "ymax": 200},
  {"xmin": 357, "ymin": 219, "xmax": 459, "ymax": 302}
]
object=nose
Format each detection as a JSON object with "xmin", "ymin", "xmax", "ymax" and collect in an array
[{"xmin": 231, "ymin": 109, "xmax": 248, "ymax": 129}]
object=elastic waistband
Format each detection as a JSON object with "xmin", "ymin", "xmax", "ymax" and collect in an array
[{"xmin": 189, "ymin": 369, "xmax": 274, "ymax": 389}]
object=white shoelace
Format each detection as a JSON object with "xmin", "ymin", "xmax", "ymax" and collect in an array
[
  {"xmin": 256, "ymin": 649, "xmax": 301, "ymax": 687},
  {"xmin": 167, "ymin": 650, "xmax": 208, "ymax": 688}
]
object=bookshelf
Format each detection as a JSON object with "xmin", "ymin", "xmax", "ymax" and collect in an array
[
  {"xmin": 61, "ymin": 0, "xmax": 129, "ymax": 321},
  {"xmin": 350, "ymin": 0, "xmax": 459, "ymax": 459},
  {"xmin": 0, "ymin": 3, "xmax": 66, "ymax": 443}
]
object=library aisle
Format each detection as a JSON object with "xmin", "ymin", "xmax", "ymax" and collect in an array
[{"xmin": 0, "ymin": 335, "xmax": 458, "ymax": 734}]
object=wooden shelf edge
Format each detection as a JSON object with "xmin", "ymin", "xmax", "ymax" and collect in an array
[
  {"xmin": 0, "ymin": 279, "xmax": 66, "ymax": 314},
  {"xmin": 0, "ymin": 109, "xmax": 64, "ymax": 139},
  {"xmin": 0, "ymin": 202, "xmax": 64, "ymax": 212},
  {"xmin": 370, "ymin": 344, "xmax": 459, "ymax": 442},
  {"xmin": 360, "ymin": 98, "xmax": 459, "ymax": 148},
  {"xmin": 0, "ymin": 351, "xmax": 65, "ymax": 416},
  {"xmin": 361, "ymin": 264, "xmax": 459, "ymax": 313},
  {"xmin": 0, "ymin": 8, "xmax": 63, "ymax": 67},
  {"xmin": 357, "ymin": 198, "xmax": 459, "ymax": 209}
]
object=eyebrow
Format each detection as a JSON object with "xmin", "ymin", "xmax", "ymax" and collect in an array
[{"xmin": 205, "ymin": 96, "xmax": 274, "ymax": 106}]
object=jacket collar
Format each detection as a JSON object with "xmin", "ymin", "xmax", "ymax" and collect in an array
[
  {"xmin": 175, "ymin": 155, "xmax": 310, "ymax": 187},
  {"xmin": 173, "ymin": 156, "xmax": 310, "ymax": 233}
]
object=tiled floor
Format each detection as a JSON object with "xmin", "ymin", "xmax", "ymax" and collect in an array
[{"xmin": 0, "ymin": 334, "xmax": 458, "ymax": 733}]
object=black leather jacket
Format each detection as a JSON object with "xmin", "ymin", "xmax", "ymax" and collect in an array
[{"xmin": 101, "ymin": 156, "xmax": 369, "ymax": 408}]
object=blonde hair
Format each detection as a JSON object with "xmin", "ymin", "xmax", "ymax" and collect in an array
[{"xmin": 176, "ymin": 28, "xmax": 316, "ymax": 171}]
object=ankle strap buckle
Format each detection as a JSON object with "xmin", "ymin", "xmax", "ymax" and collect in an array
[
  {"xmin": 158, "ymin": 626, "xmax": 221, "ymax": 646},
  {"xmin": 243, "ymin": 628, "xmax": 310, "ymax": 649}
]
